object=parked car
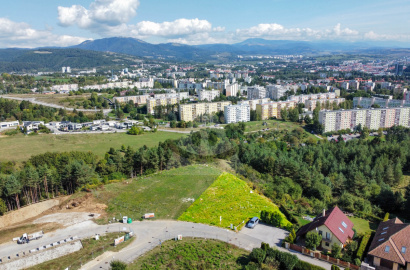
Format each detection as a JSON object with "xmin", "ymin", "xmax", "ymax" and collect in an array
[{"xmin": 246, "ymin": 217, "xmax": 259, "ymax": 229}]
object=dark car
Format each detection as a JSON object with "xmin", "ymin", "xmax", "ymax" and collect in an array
[{"xmin": 246, "ymin": 217, "xmax": 259, "ymax": 228}]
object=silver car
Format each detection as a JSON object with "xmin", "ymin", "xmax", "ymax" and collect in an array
[{"xmin": 246, "ymin": 217, "xmax": 259, "ymax": 228}]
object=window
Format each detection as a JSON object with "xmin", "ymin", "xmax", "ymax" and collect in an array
[
  {"xmin": 326, "ymin": 232, "xmax": 331, "ymax": 240},
  {"xmin": 342, "ymin": 221, "xmax": 347, "ymax": 228},
  {"xmin": 385, "ymin": 246, "xmax": 390, "ymax": 253},
  {"xmin": 319, "ymin": 230, "xmax": 323, "ymax": 236},
  {"xmin": 339, "ymin": 227, "xmax": 344, "ymax": 233},
  {"xmin": 381, "ymin": 231, "xmax": 386, "ymax": 235},
  {"xmin": 402, "ymin": 247, "xmax": 406, "ymax": 254},
  {"xmin": 379, "ymin": 238, "xmax": 385, "ymax": 242},
  {"xmin": 383, "ymin": 227, "xmax": 389, "ymax": 230},
  {"xmin": 325, "ymin": 242, "xmax": 330, "ymax": 247}
]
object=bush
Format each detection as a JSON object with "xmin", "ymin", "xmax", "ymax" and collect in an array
[
  {"xmin": 354, "ymin": 258, "xmax": 361, "ymax": 266},
  {"xmin": 331, "ymin": 265, "xmax": 340, "ymax": 270},
  {"xmin": 383, "ymin": 212, "xmax": 389, "ymax": 221},
  {"xmin": 250, "ymin": 248, "xmax": 266, "ymax": 265},
  {"xmin": 276, "ymin": 251, "xmax": 298, "ymax": 270},
  {"xmin": 331, "ymin": 243, "xmax": 341, "ymax": 259},
  {"xmin": 280, "ymin": 205, "xmax": 302, "ymax": 228},
  {"xmin": 0, "ymin": 198, "xmax": 7, "ymax": 216},
  {"xmin": 294, "ymin": 260, "xmax": 326, "ymax": 270},
  {"xmin": 110, "ymin": 260, "xmax": 127, "ymax": 270},
  {"xmin": 356, "ymin": 232, "xmax": 371, "ymax": 261}
]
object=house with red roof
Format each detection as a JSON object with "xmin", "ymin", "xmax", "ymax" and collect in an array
[
  {"xmin": 296, "ymin": 206, "xmax": 354, "ymax": 251},
  {"xmin": 367, "ymin": 218, "xmax": 410, "ymax": 270}
]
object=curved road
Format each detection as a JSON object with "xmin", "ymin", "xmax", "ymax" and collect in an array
[{"xmin": 0, "ymin": 219, "xmax": 335, "ymax": 270}]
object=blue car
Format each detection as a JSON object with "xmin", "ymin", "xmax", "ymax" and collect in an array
[{"xmin": 246, "ymin": 217, "xmax": 259, "ymax": 228}]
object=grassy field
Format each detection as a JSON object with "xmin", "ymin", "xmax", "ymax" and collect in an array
[
  {"xmin": 27, "ymin": 232, "xmax": 134, "ymax": 270},
  {"xmin": 129, "ymin": 238, "xmax": 250, "ymax": 270},
  {"xmin": 7, "ymin": 93, "xmax": 91, "ymax": 108},
  {"xmin": 348, "ymin": 217, "xmax": 378, "ymax": 235},
  {"xmin": 0, "ymin": 132, "xmax": 186, "ymax": 162},
  {"xmin": 178, "ymin": 173, "xmax": 291, "ymax": 230},
  {"xmin": 94, "ymin": 165, "xmax": 221, "ymax": 223}
]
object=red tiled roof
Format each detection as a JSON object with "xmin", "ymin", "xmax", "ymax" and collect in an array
[
  {"xmin": 296, "ymin": 206, "xmax": 354, "ymax": 244},
  {"xmin": 368, "ymin": 218, "xmax": 410, "ymax": 265}
]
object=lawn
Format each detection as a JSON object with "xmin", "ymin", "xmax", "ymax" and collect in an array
[
  {"xmin": 26, "ymin": 232, "xmax": 134, "ymax": 270},
  {"xmin": 129, "ymin": 237, "xmax": 250, "ymax": 270},
  {"xmin": 178, "ymin": 173, "xmax": 291, "ymax": 230},
  {"xmin": 0, "ymin": 132, "xmax": 186, "ymax": 162},
  {"xmin": 94, "ymin": 165, "xmax": 221, "ymax": 223},
  {"xmin": 6, "ymin": 93, "xmax": 91, "ymax": 109},
  {"xmin": 349, "ymin": 217, "xmax": 378, "ymax": 235}
]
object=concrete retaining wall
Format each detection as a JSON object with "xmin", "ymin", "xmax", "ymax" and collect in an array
[{"xmin": 0, "ymin": 240, "xmax": 82, "ymax": 270}]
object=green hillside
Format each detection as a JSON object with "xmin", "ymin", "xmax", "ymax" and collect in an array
[{"xmin": 178, "ymin": 172, "xmax": 291, "ymax": 229}]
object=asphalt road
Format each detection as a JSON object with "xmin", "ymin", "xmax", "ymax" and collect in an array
[{"xmin": 0, "ymin": 220, "xmax": 336, "ymax": 270}]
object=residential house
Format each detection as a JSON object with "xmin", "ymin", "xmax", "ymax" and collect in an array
[
  {"xmin": 22, "ymin": 121, "xmax": 44, "ymax": 132},
  {"xmin": 367, "ymin": 218, "xmax": 410, "ymax": 270},
  {"xmin": 296, "ymin": 206, "xmax": 354, "ymax": 250}
]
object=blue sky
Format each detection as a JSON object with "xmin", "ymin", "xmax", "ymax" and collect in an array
[{"xmin": 1, "ymin": 0, "xmax": 410, "ymax": 48}]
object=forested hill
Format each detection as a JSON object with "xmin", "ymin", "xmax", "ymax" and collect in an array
[
  {"xmin": 0, "ymin": 124, "xmax": 409, "ymax": 222},
  {"xmin": 0, "ymin": 48, "xmax": 141, "ymax": 72}
]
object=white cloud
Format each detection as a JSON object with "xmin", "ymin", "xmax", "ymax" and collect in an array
[
  {"xmin": 168, "ymin": 32, "xmax": 231, "ymax": 45},
  {"xmin": 58, "ymin": 0, "xmax": 140, "ymax": 28},
  {"xmin": 132, "ymin": 18, "xmax": 212, "ymax": 36},
  {"xmin": 236, "ymin": 23, "xmax": 361, "ymax": 41},
  {"xmin": 0, "ymin": 18, "xmax": 89, "ymax": 48}
]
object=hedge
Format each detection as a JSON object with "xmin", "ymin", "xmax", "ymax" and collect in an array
[
  {"xmin": 356, "ymin": 232, "xmax": 371, "ymax": 261},
  {"xmin": 280, "ymin": 205, "xmax": 302, "ymax": 228}
]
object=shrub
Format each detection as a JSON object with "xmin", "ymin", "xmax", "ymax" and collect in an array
[
  {"xmin": 354, "ymin": 258, "xmax": 361, "ymax": 266},
  {"xmin": 110, "ymin": 260, "xmax": 127, "ymax": 270},
  {"xmin": 331, "ymin": 243, "xmax": 341, "ymax": 259},
  {"xmin": 0, "ymin": 198, "xmax": 7, "ymax": 216},
  {"xmin": 294, "ymin": 260, "xmax": 326, "ymax": 270},
  {"xmin": 276, "ymin": 251, "xmax": 298, "ymax": 270},
  {"xmin": 331, "ymin": 265, "xmax": 340, "ymax": 270},
  {"xmin": 280, "ymin": 205, "xmax": 302, "ymax": 228},
  {"xmin": 305, "ymin": 231, "xmax": 322, "ymax": 250},
  {"xmin": 250, "ymin": 248, "xmax": 266, "ymax": 265},
  {"xmin": 356, "ymin": 232, "xmax": 371, "ymax": 261}
]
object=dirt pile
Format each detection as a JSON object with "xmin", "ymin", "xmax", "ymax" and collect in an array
[{"xmin": 57, "ymin": 193, "xmax": 107, "ymax": 214}]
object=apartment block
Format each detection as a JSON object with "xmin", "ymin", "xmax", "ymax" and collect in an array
[
  {"xmin": 288, "ymin": 93, "xmax": 337, "ymax": 104},
  {"xmin": 147, "ymin": 97, "xmax": 179, "ymax": 115},
  {"xmin": 224, "ymin": 104, "xmax": 250, "ymax": 124},
  {"xmin": 353, "ymin": 97, "xmax": 410, "ymax": 108},
  {"xmin": 113, "ymin": 95, "xmax": 150, "ymax": 105},
  {"xmin": 319, "ymin": 107, "xmax": 410, "ymax": 132},
  {"xmin": 198, "ymin": 90, "xmax": 220, "ymax": 101},
  {"xmin": 266, "ymin": 85, "xmax": 288, "ymax": 100},
  {"xmin": 305, "ymin": 98, "xmax": 346, "ymax": 111},
  {"xmin": 247, "ymin": 86, "xmax": 267, "ymax": 100},
  {"xmin": 179, "ymin": 101, "xmax": 231, "ymax": 122},
  {"xmin": 226, "ymin": 82, "xmax": 239, "ymax": 97},
  {"xmin": 238, "ymin": 98, "xmax": 270, "ymax": 110},
  {"xmin": 256, "ymin": 100, "xmax": 297, "ymax": 120}
]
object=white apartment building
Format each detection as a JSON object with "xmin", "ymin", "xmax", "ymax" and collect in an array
[
  {"xmin": 51, "ymin": 84, "xmax": 79, "ymax": 92},
  {"xmin": 247, "ymin": 86, "xmax": 266, "ymax": 100},
  {"xmin": 198, "ymin": 90, "xmax": 220, "ymax": 101},
  {"xmin": 305, "ymin": 98, "xmax": 346, "ymax": 111},
  {"xmin": 0, "ymin": 121, "xmax": 19, "ymax": 130},
  {"xmin": 113, "ymin": 95, "xmax": 150, "ymax": 105},
  {"xmin": 224, "ymin": 104, "xmax": 250, "ymax": 124},
  {"xmin": 178, "ymin": 80, "xmax": 204, "ymax": 90},
  {"xmin": 341, "ymin": 82, "xmax": 349, "ymax": 90},
  {"xmin": 288, "ymin": 93, "xmax": 337, "ymax": 104},
  {"xmin": 353, "ymin": 97, "xmax": 410, "ymax": 108},
  {"xmin": 319, "ymin": 107, "xmax": 410, "ymax": 133},
  {"xmin": 238, "ymin": 98, "xmax": 270, "ymax": 110},
  {"xmin": 179, "ymin": 101, "xmax": 231, "ymax": 122},
  {"xmin": 226, "ymin": 82, "xmax": 239, "ymax": 97},
  {"xmin": 266, "ymin": 85, "xmax": 288, "ymax": 100},
  {"xmin": 147, "ymin": 97, "xmax": 179, "ymax": 115}
]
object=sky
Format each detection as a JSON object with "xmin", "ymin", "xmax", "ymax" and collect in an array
[{"xmin": 1, "ymin": 0, "xmax": 410, "ymax": 48}]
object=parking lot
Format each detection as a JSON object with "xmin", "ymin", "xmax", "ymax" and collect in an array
[{"xmin": 239, "ymin": 222, "xmax": 289, "ymax": 248}]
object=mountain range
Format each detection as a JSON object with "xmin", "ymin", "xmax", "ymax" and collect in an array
[{"xmin": 0, "ymin": 37, "xmax": 409, "ymax": 72}]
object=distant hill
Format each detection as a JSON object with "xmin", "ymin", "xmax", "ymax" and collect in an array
[
  {"xmin": 0, "ymin": 48, "xmax": 141, "ymax": 72},
  {"xmin": 73, "ymin": 37, "xmax": 217, "ymax": 61}
]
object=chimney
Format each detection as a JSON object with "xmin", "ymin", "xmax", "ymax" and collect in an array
[{"xmin": 323, "ymin": 209, "xmax": 326, "ymax": 217}]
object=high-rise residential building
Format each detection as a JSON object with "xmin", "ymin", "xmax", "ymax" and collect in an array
[
  {"xmin": 353, "ymin": 97, "xmax": 410, "ymax": 108},
  {"xmin": 113, "ymin": 95, "xmax": 151, "ymax": 105},
  {"xmin": 198, "ymin": 90, "xmax": 220, "ymax": 101},
  {"xmin": 319, "ymin": 107, "xmax": 410, "ymax": 133},
  {"xmin": 256, "ymin": 100, "xmax": 297, "ymax": 120},
  {"xmin": 179, "ymin": 101, "xmax": 231, "ymax": 122},
  {"xmin": 238, "ymin": 98, "xmax": 270, "ymax": 111},
  {"xmin": 226, "ymin": 82, "xmax": 239, "ymax": 97},
  {"xmin": 341, "ymin": 82, "xmax": 349, "ymax": 90},
  {"xmin": 305, "ymin": 98, "xmax": 346, "ymax": 111},
  {"xmin": 395, "ymin": 64, "xmax": 404, "ymax": 76},
  {"xmin": 147, "ymin": 97, "xmax": 179, "ymax": 115},
  {"xmin": 247, "ymin": 86, "xmax": 266, "ymax": 100},
  {"xmin": 266, "ymin": 85, "xmax": 288, "ymax": 100},
  {"xmin": 288, "ymin": 93, "xmax": 337, "ymax": 104},
  {"xmin": 224, "ymin": 104, "xmax": 250, "ymax": 124}
]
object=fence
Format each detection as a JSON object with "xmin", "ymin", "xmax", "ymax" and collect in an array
[{"xmin": 287, "ymin": 243, "xmax": 360, "ymax": 270}]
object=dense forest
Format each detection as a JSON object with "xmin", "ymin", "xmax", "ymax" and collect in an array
[{"xmin": 0, "ymin": 123, "xmax": 409, "ymax": 223}]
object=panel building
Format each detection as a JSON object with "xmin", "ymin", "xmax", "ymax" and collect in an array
[
  {"xmin": 256, "ymin": 100, "xmax": 297, "ymax": 120},
  {"xmin": 238, "ymin": 98, "xmax": 270, "ymax": 111},
  {"xmin": 198, "ymin": 90, "xmax": 220, "ymax": 101},
  {"xmin": 224, "ymin": 104, "xmax": 250, "ymax": 124},
  {"xmin": 247, "ymin": 86, "xmax": 266, "ymax": 100},
  {"xmin": 319, "ymin": 107, "xmax": 410, "ymax": 133},
  {"xmin": 179, "ymin": 101, "xmax": 231, "ymax": 122}
]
